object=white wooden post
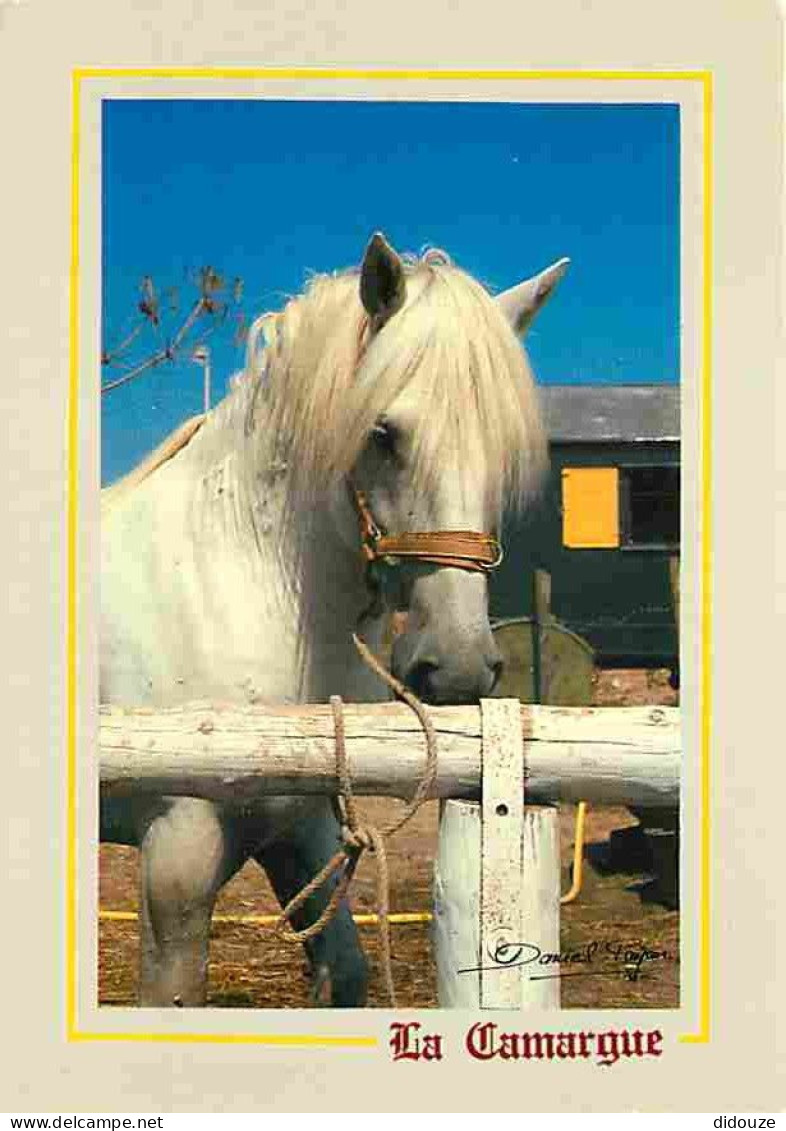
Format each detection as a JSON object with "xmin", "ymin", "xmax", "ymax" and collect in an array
[
  {"xmin": 433, "ymin": 799, "xmax": 482, "ymax": 1008},
  {"xmin": 433, "ymin": 699, "xmax": 561, "ymax": 1009}
]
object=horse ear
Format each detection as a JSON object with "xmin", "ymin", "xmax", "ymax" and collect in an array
[
  {"xmin": 496, "ymin": 257, "xmax": 570, "ymax": 335},
  {"xmin": 360, "ymin": 232, "xmax": 407, "ymax": 323}
]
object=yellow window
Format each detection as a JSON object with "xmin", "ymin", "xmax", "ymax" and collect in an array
[{"xmin": 561, "ymin": 467, "xmax": 620, "ymax": 548}]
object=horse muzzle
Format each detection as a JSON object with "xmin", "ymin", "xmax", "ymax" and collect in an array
[{"xmin": 391, "ymin": 627, "xmax": 504, "ymax": 705}]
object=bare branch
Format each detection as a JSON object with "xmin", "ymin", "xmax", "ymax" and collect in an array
[
  {"xmin": 101, "ymin": 348, "xmax": 172, "ymax": 394},
  {"xmin": 101, "ymin": 267, "xmax": 246, "ymax": 397},
  {"xmin": 101, "ymin": 320, "xmax": 147, "ymax": 366}
]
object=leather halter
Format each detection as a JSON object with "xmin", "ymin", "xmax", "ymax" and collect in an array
[
  {"xmin": 349, "ymin": 483, "xmax": 504, "ymax": 575},
  {"xmin": 347, "ymin": 312, "xmax": 503, "ymax": 581}
]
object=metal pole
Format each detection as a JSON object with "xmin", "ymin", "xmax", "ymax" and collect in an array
[
  {"xmin": 203, "ymin": 348, "xmax": 211, "ymax": 414},
  {"xmin": 192, "ymin": 346, "xmax": 211, "ymax": 414}
]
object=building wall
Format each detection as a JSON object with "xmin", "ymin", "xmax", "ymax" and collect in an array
[{"xmin": 490, "ymin": 440, "xmax": 680, "ymax": 668}]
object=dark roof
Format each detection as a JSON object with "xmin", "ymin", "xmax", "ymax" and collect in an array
[{"xmin": 539, "ymin": 384, "xmax": 680, "ymax": 444}]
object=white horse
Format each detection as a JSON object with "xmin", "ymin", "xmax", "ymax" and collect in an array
[{"xmin": 100, "ymin": 233, "xmax": 568, "ymax": 1007}]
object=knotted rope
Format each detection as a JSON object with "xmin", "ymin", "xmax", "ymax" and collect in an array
[{"xmin": 274, "ymin": 632, "xmax": 438, "ymax": 1007}]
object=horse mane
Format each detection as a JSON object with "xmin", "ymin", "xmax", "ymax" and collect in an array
[{"xmin": 241, "ymin": 248, "xmax": 548, "ymax": 520}]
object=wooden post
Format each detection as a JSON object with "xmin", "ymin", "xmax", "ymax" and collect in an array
[
  {"xmin": 434, "ymin": 802, "xmax": 561, "ymax": 1009},
  {"xmin": 531, "ymin": 569, "xmax": 552, "ymax": 704},
  {"xmin": 433, "ymin": 699, "xmax": 561, "ymax": 1009},
  {"xmin": 669, "ymin": 554, "xmax": 680, "ymax": 629},
  {"xmin": 668, "ymin": 552, "xmax": 680, "ymax": 690},
  {"xmin": 433, "ymin": 799, "xmax": 482, "ymax": 1008}
]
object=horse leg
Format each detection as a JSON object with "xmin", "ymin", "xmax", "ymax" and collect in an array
[
  {"xmin": 254, "ymin": 800, "xmax": 369, "ymax": 1007},
  {"xmin": 138, "ymin": 797, "xmax": 246, "ymax": 1007}
]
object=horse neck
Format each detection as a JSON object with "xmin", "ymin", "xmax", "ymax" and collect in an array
[
  {"xmin": 185, "ymin": 382, "xmax": 388, "ymax": 702},
  {"xmin": 293, "ymin": 489, "xmax": 391, "ymax": 701}
]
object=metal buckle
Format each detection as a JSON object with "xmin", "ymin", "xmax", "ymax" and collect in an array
[{"xmin": 480, "ymin": 538, "xmax": 505, "ymax": 571}]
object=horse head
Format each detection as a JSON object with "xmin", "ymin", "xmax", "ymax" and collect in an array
[{"xmin": 348, "ymin": 233, "xmax": 569, "ymax": 705}]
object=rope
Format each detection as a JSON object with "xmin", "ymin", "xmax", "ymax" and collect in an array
[
  {"xmin": 350, "ymin": 633, "xmax": 438, "ymax": 833},
  {"xmin": 274, "ymin": 632, "xmax": 438, "ymax": 1007}
]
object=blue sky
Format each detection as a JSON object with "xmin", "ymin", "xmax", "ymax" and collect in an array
[{"xmin": 101, "ymin": 99, "xmax": 679, "ymax": 484}]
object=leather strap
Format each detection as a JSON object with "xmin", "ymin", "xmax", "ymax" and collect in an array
[
  {"xmin": 350, "ymin": 484, "xmax": 503, "ymax": 574},
  {"xmin": 371, "ymin": 530, "xmax": 502, "ymax": 571}
]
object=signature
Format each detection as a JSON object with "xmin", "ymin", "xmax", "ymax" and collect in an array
[{"xmin": 458, "ymin": 939, "xmax": 673, "ymax": 982}]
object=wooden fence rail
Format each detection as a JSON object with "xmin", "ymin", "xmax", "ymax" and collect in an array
[{"xmin": 99, "ymin": 700, "xmax": 679, "ymax": 808}]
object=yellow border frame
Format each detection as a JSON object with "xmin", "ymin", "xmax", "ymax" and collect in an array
[{"xmin": 67, "ymin": 67, "xmax": 712, "ymax": 1047}]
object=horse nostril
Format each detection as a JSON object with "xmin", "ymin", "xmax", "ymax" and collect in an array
[
  {"xmin": 489, "ymin": 657, "xmax": 504, "ymax": 693},
  {"xmin": 407, "ymin": 660, "xmax": 439, "ymax": 701}
]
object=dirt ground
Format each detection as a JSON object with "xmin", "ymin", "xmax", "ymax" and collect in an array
[{"xmin": 99, "ymin": 669, "xmax": 679, "ymax": 1010}]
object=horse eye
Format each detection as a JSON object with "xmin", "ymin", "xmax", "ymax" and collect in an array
[{"xmin": 371, "ymin": 420, "xmax": 398, "ymax": 455}]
